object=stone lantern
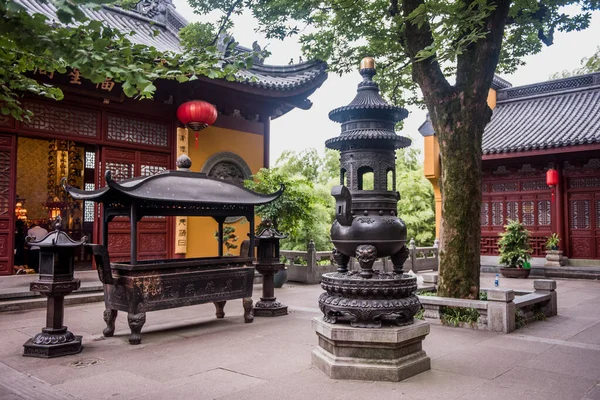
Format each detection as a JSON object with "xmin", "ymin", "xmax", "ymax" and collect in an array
[
  {"xmin": 253, "ymin": 222, "xmax": 288, "ymax": 317},
  {"xmin": 23, "ymin": 216, "xmax": 86, "ymax": 358}
]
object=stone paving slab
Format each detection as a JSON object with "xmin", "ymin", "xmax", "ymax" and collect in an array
[{"xmin": 0, "ymin": 273, "xmax": 599, "ymax": 400}]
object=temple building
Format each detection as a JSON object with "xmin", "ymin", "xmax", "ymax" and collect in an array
[
  {"xmin": 1, "ymin": 0, "xmax": 327, "ymax": 275},
  {"xmin": 420, "ymin": 72, "xmax": 600, "ymax": 263}
]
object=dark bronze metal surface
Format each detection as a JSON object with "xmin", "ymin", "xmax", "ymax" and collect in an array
[
  {"xmin": 320, "ymin": 59, "xmax": 421, "ymax": 328},
  {"xmin": 23, "ymin": 216, "xmax": 84, "ymax": 358},
  {"xmin": 61, "ymin": 157, "xmax": 281, "ymax": 344},
  {"xmin": 253, "ymin": 225, "xmax": 288, "ymax": 317}
]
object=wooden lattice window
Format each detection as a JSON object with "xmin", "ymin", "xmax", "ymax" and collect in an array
[
  {"xmin": 141, "ymin": 164, "xmax": 167, "ymax": 176},
  {"xmin": 106, "ymin": 115, "xmax": 168, "ymax": 148},
  {"xmin": 522, "ymin": 201, "xmax": 535, "ymax": 226},
  {"xmin": 570, "ymin": 200, "xmax": 590, "ymax": 230},
  {"xmin": 537, "ymin": 200, "xmax": 551, "ymax": 226},
  {"xmin": 597, "ymin": 200, "xmax": 600, "ymax": 228},
  {"xmin": 521, "ymin": 180, "xmax": 549, "ymax": 191},
  {"xmin": 0, "ymin": 150, "xmax": 9, "ymax": 215},
  {"xmin": 22, "ymin": 102, "xmax": 98, "ymax": 137},
  {"xmin": 569, "ymin": 177, "xmax": 600, "ymax": 189},
  {"xmin": 84, "ymin": 183, "xmax": 95, "ymax": 223},
  {"xmin": 492, "ymin": 202, "xmax": 503, "ymax": 226},
  {"xmin": 491, "ymin": 182, "xmax": 518, "ymax": 192},
  {"xmin": 105, "ymin": 161, "xmax": 134, "ymax": 182},
  {"xmin": 481, "ymin": 203, "xmax": 489, "ymax": 226},
  {"xmin": 506, "ymin": 201, "xmax": 518, "ymax": 222}
]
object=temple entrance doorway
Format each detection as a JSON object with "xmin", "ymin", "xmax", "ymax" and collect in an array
[{"xmin": 15, "ymin": 137, "xmax": 96, "ymax": 272}]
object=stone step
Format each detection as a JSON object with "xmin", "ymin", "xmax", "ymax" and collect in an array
[
  {"xmin": 0, "ymin": 291, "xmax": 105, "ymax": 313},
  {"xmin": 481, "ymin": 265, "xmax": 600, "ymax": 280}
]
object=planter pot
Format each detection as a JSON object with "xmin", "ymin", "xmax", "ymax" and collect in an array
[
  {"xmin": 274, "ymin": 269, "xmax": 288, "ymax": 288},
  {"xmin": 500, "ymin": 267, "xmax": 531, "ymax": 279},
  {"xmin": 545, "ymin": 250, "xmax": 565, "ymax": 267}
]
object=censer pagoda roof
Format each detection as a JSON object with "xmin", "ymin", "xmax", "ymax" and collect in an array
[{"xmin": 64, "ymin": 170, "xmax": 283, "ymax": 207}]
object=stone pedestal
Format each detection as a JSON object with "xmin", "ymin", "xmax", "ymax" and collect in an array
[
  {"xmin": 254, "ymin": 263, "xmax": 288, "ymax": 317},
  {"xmin": 545, "ymin": 250, "xmax": 565, "ymax": 267},
  {"xmin": 311, "ymin": 317, "xmax": 430, "ymax": 382}
]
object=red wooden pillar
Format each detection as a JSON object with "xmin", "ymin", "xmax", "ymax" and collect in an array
[
  {"xmin": 555, "ymin": 163, "xmax": 566, "ymax": 255},
  {"xmin": 0, "ymin": 134, "xmax": 17, "ymax": 275}
]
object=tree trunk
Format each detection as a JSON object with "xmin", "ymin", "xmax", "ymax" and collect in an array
[{"xmin": 432, "ymin": 97, "xmax": 490, "ymax": 299}]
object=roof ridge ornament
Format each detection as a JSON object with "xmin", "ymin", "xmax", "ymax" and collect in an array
[{"xmin": 134, "ymin": 0, "xmax": 172, "ymax": 23}]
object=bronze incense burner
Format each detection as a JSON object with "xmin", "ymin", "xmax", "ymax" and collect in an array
[{"xmin": 319, "ymin": 58, "xmax": 421, "ymax": 328}]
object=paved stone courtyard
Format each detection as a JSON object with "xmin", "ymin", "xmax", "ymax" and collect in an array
[{"xmin": 1, "ymin": 273, "xmax": 599, "ymax": 400}]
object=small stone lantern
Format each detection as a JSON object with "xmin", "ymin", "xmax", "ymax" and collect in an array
[
  {"xmin": 253, "ymin": 222, "xmax": 288, "ymax": 317},
  {"xmin": 23, "ymin": 216, "xmax": 86, "ymax": 358}
]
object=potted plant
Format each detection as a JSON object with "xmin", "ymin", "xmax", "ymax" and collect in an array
[
  {"xmin": 498, "ymin": 219, "xmax": 532, "ymax": 278},
  {"xmin": 544, "ymin": 233, "xmax": 565, "ymax": 266}
]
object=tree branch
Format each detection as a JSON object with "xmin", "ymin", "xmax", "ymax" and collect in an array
[
  {"xmin": 399, "ymin": 0, "xmax": 452, "ymax": 100},
  {"xmin": 455, "ymin": 0, "xmax": 512, "ymax": 105},
  {"xmin": 211, "ymin": 0, "xmax": 243, "ymax": 45}
]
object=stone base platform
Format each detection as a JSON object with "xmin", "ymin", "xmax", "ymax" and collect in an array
[
  {"xmin": 23, "ymin": 335, "xmax": 83, "ymax": 358},
  {"xmin": 311, "ymin": 317, "xmax": 430, "ymax": 382}
]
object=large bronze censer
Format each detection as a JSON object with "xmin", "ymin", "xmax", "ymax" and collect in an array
[{"xmin": 319, "ymin": 57, "xmax": 421, "ymax": 328}]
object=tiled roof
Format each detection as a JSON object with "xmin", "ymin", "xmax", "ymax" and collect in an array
[
  {"xmin": 418, "ymin": 72, "xmax": 600, "ymax": 155},
  {"xmin": 15, "ymin": 0, "xmax": 185, "ymax": 53},
  {"xmin": 483, "ymin": 72, "xmax": 600, "ymax": 154},
  {"xmin": 15, "ymin": 0, "xmax": 327, "ymax": 92},
  {"xmin": 491, "ymin": 75, "xmax": 512, "ymax": 90}
]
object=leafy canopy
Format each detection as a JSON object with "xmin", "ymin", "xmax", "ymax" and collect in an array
[
  {"xmin": 189, "ymin": 0, "xmax": 599, "ymax": 106},
  {"xmin": 0, "ymin": 0, "xmax": 259, "ymax": 120},
  {"xmin": 246, "ymin": 147, "xmax": 435, "ymax": 251}
]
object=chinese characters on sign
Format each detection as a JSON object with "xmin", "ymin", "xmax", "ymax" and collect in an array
[{"xmin": 175, "ymin": 127, "xmax": 189, "ymax": 254}]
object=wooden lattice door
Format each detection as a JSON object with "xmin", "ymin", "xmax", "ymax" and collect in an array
[
  {"xmin": 101, "ymin": 148, "xmax": 171, "ymax": 262},
  {"xmin": 567, "ymin": 191, "xmax": 600, "ymax": 259},
  {"xmin": 0, "ymin": 135, "xmax": 16, "ymax": 275}
]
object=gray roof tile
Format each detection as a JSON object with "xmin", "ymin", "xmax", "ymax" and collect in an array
[
  {"xmin": 483, "ymin": 72, "xmax": 600, "ymax": 154},
  {"xmin": 15, "ymin": 0, "xmax": 327, "ymax": 92}
]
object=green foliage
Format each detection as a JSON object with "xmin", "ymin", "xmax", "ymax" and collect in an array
[
  {"xmin": 214, "ymin": 225, "xmax": 238, "ymax": 256},
  {"xmin": 179, "ymin": 22, "xmax": 216, "ymax": 52},
  {"xmin": 418, "ymin": 290, "xmax": 437, "ymax": 296},
  {"xmin": 275, "ymin": 148, "xmax": 338, "ymax": 185},
  {"xmin": 0, "ymin": 0, "xmax": 261, "ymax": 119},
  {"xmin": 395, "ymin": 147, "xmax": 436, "ymax": 246},
  {"xmin": 498, "ymin": 220, "xmax": 532, "ymax": 268},
  {"xmin": 244, "ymin": 167, "xmax": 332, "ymax": 251},
  {"xmin": 440, "ymin": 306, "xmax": 480, "ymax": 328},
  {"xmin": 414, "ymin": 308, "xmax": 425, "ymax": 320},
  {"xmin": 192, "ymin": 0, "xmax": 598, "ymax": 302},
  {"xmin": 262, "ymin": 147, "xmax": 436, "ymax": 250},
  {"xmin": 479, "ymin": 291, "xmax": 488, "ymax": 301},
  {"xmin": 188, "ymin": 0, "xmax": 599, "ymax": 107},
  {"xmin": 545, "ymin": 233, "xmax": 561, "ymax": 250},
  {"xmin": 550, "ymin": 46, "xmax": 600, "ymax": 79}
]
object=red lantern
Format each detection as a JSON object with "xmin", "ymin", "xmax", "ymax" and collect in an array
[
  {"xmin": 546, "ymin": 168, "xmax": 559, "ymax": 203},
  {"xmin": 176, "ymin": 101, "xmax": 218, "ymax": 149},
  {"xmin": 546, "ymin": 169, "xmax": 558, "ymax": 187}
]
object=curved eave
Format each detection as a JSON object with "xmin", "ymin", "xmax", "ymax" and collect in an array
[
  {"xmin": 198, "ymin": 62, "xmax": 328, "ymax": 99},
  {"xmin": 328, "ymin": 105, "xmax": 408, "ymax": 124},
  {"xmin": 64, "ymin": 185, "xmax": 111, "ymax": 202},
  {"xmin": 68, "ymin": 172, "xmax": 284, "ymax": 206},
  {"xmin": 325, "ymin": 132, "xmax": 412, "ymax": 150}
]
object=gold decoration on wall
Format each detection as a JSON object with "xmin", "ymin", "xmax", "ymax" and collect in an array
[{"xmin": 175, "ymin": 127, "xmax": 189, "ymax": 254}]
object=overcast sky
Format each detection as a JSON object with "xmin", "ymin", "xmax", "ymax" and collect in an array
[{"xmin": 173, "ymin": 1, "xmax": 600, "ymax": 162}]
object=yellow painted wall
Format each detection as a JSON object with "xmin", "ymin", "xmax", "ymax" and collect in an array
[
  {"xmin": 424, "ymin": 87, "xmax": 498, "ymax": 238},
  {"xmin": 487, "ymin": 88, "xmax": 497, "ymax": 109},
  {"xmin": 185, "ymin": 125, "xmax": 264, "ymax": 258}
]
